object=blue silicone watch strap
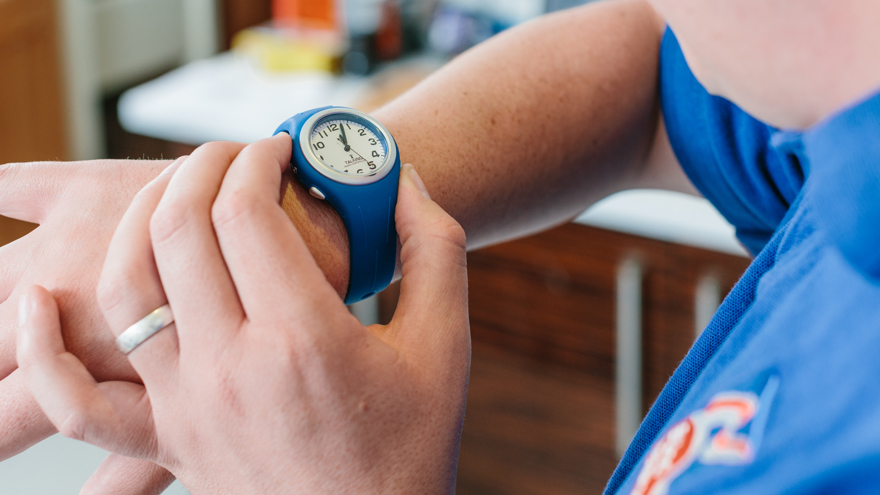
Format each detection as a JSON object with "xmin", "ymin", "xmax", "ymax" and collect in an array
[{"xmin": 274, "ymin": 107, "xmax": 400, "ymax": 305}]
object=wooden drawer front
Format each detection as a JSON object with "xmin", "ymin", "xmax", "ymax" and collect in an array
[
  {"xmin": 0, "ymin": 216, "xmax": 36, "ymax": 247},
  {"xmin": 0, "ymin": 0, "xmax": 67, "ymax": 164}
]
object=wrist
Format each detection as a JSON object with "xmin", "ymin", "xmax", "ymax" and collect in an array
[{"xmin": 279, "ymin": 169, "xmax": 350, "ymax": 297}]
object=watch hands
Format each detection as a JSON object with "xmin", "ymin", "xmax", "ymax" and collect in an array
[
  {"xmin": 339, "ymin": 124, "xmax": 350, "ymax": 151},
  {"xmin": 335, "ymin": 137, "xmax": 368, "ymax": 167}
]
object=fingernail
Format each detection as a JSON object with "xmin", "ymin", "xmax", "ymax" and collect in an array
[
  {"xmin": 271, "ymin": 132, "xmax": 292, "ymax": 148},
  {"xmin": 18, "ymin": 293, "xmax": 34, "ymax": 328},
  {"xmin": 403, "ymin": 163, "xmax": 431, "ymax": 200}
]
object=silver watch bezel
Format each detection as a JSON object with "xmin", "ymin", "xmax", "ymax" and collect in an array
[{"xmin": 298, "ymin": 107, "xmax": 397, "ymax": 186}]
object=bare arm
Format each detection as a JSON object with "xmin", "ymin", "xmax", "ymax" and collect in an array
[
  {"xmin": 377, "ymin": 0, "xmax": 668, "ymax": 248},
  {"xmin": 290, "ymin": 0, "xmax": 689, "ymax": 294}
]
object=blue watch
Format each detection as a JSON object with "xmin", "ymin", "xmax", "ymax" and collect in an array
[{"xmin": 274, "ymin": 106, "xmax": 400, "ymax": 305}]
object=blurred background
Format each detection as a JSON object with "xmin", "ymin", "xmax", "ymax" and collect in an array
[
  {"xmin": 0, "ymin": 0, "xmax": 591, "ymax": 167},
  {"xmin": 0, "ymin": 1, "xmax": 753, "ymax": 493}
]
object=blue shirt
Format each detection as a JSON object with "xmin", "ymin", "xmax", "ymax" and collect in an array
[{"xmin": 605, "ymin": 29, "xmax": 880, "ymax": 495}]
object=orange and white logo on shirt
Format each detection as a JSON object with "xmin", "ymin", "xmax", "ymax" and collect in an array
[{"xmin": 629, "ymin": 391, "xmax": 759, "ymax": 495}]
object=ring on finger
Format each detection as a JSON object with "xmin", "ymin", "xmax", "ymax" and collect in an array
[{"xmin": 115, "ymin": 305, "xmax": 175, "ymax": 355}]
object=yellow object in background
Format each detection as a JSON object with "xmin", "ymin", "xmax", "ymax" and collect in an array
[{"xmin": 232, "ymin": 27, "xmax": 346, "ymax": 74}]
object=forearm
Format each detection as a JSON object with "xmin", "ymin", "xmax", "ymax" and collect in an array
[
  {"xmin": 376, "ymin": 0, "xmax": 665, "ymax": 249},
  {"xmin": 282, "ymin": 0, "xmax": 666, "ymax": 296}
]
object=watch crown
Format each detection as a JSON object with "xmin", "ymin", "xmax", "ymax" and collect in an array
[{"xmin": 309, "ymin": 187, "xmax": 326, "ymax": 200}]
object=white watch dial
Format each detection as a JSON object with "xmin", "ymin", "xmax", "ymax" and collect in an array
[{"xmin": 308, "ymin": 116, "xmax": 388, "ymax": 176}]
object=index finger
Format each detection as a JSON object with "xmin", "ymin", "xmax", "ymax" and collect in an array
[
  {"xmin": 98, "ymin": 158, "xmax": 186, "ymax": 385},
  {"xmin": 210, "ymin": 134, "xmax": 345, "ymax": 321},
  {"xmin": 149, "ymin": 142, "xmax": 248, "ymax": 351}
]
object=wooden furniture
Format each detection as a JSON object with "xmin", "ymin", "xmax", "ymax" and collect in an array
[
  {"xmin": 0, "ymin": 0, "xmax": 68, "ymax": 164},
  {"xmin": 0, "ymin": 217, "xmax": 35, "ymax": 246},
  {"xmin": 222, "ymin": 0, "xmax": 271, "ymax": 50},
  {"xmin": 0, "ymin": 0, "xmax": 66, "ymax": 246},
  {"xmin": 380, "ymin": 223, "xmax": 750, "ymax": 494}
]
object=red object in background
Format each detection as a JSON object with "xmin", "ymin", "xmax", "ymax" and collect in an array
[
  {"xmin": 375, "ymin": 0, "xmax": 402, "ymax": 60},
  {"xmin": 273, "ymin": 0, "xmax": 338, "ymax": 30}
]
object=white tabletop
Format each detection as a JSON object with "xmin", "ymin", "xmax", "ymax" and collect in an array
[
  {"xmin": 119, "ymin": 54, "xmax": 748, "ymax": 257},
  {"xmin": 118, "ymin": 53, "xmax": 370, "ymax": 144},
  {"xmin": 575, "ymin": 190, "xmax": 748, "ymax": 256}
]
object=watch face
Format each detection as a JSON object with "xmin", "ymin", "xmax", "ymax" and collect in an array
[{"xmin": 301, "ymin": 109, "xmax": 395, "ymax": 185}]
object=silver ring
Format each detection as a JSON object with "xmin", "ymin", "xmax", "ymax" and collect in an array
[{"xmin": 115, "ymin": 305, "xmax": 175, "ymax": 355}]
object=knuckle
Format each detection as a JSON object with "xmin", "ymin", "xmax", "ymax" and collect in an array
[
  {"xmin": 233, "ymin": 142, "xmax": 261, "ymax": 162},
  {"xmin": 211, "ymin": 188, "xmax": 260, "ymax": 229},
  {"xmin": 96, "ymin": 273, "xmax": 126, "ymax": 314},
  {"xmin": 58, "ymin": 409, "xmax": 90, "ymax": 442},
  {"xmin": 431, "ymin": 215, "xmax": 467, "ymax": 252},
  {"xmin": 96, "ymin": 265, "xmax": 148, "ymax": 316},
  {"xmin": 400, "ymin": 213, "xmax": 468, "ymax": 268},
  {"xmin": 195, "ymin": 140, "xmax": 239, "ymax": 158},
  {"xmin": 150, "ymin": 200, "xmax": 195, "ymax": 246},
  {"xmin": 192, "ymin": 141, "xmax": 244, "ymax": 167}
]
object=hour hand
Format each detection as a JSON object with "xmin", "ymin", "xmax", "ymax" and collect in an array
[{"xmin": 339, "ymin": 124, "xmax": 350, "ymax": 149}]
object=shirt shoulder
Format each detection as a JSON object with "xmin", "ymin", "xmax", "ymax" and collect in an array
[{"xmin": 659, "ymin": 28, "xmax": 805, "ymax": 255}]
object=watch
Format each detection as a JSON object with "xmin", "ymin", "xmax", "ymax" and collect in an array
[{"xmin": 274, "ymin": 106, "xmax": 400, "ymax": 305}]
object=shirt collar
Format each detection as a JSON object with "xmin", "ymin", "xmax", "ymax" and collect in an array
[{"xmin": 797, "ymin": 89, "xmax": 880, "ymax": 279}]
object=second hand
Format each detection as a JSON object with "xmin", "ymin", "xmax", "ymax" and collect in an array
[{"xmin": 337, "ymin": 137, "xmax": 369, "ymax": 168}]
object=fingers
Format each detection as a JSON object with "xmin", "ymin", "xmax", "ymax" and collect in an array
[
  {"xmin": 149, "ymin": 142, "xmax": 246, "ymax": 348},
  {"xmin": 390, "ymin": 164, "xmax": 470, "ymax": 361},
  {"xmin": 81, "ymin": 454, "xmax": 175, "ymax": 495},
  {"xmin": 0, "ymin": 162, "xmax": 66, "ymax": 223},
  {"xmin": 16, "ymin": 286, "xmax": 158, "ymax": 460},
  {"xmin": 212, "ymin": 134, "xmax": 340, "ymax": 319},
  {"xmin": 98, "ymin": 158, "xmax": 186, "ymax": 382},
  {"xmin": 0, "ymin": 369, "xmax": 56, "ymax": 460}
]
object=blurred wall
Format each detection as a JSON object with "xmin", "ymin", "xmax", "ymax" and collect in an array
[{"xmin": 58, "ymin": 0, "xmax": 221, "ymax": 160}]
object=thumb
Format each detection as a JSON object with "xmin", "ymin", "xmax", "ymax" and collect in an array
[
  {"xmin": 391, "ymin": 164, "xmax": 469, "ymax": 362},
  {"xmin": 16, "ymin": 286, "xmax": 158, "ymax": 461}
]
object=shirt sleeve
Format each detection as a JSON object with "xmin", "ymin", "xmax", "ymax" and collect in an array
[{"xmin": 659, "ymin": 28, "xmax": 805, "ymax": 255}]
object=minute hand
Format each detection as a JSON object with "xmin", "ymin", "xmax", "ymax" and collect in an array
[{"xmin": 339, "ymin": 124, "xmax": 350, "ymax": 150}]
